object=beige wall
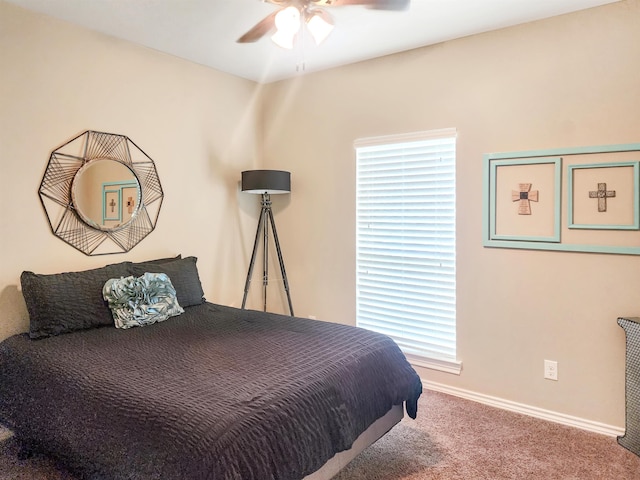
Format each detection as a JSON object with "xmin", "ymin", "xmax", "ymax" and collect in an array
[
  {"xmin": 1, "ymin": 0, "xmax": 639, "ymax": 430},
  {"xmin": 260, "ymin": 0, "xmax": 640, "ymax": 427},
  {"xmin": 0, "ymin": 1, "xmax": 264, "ymax": 339}
]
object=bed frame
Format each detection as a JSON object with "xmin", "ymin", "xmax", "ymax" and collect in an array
[{"xmin": 306, "ymin": 404, "xmax": 403, "ymax": 479}]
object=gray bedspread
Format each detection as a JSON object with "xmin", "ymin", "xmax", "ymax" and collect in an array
[{"xmin": 0, "ymin": 302, "xmax": 422, "ymax": 479}]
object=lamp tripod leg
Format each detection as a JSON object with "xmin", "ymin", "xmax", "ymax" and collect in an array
[
  {"xmin": 241, "ymin": 206, "xmax": 266, "ymax": 310},
  {"xmin": 267, "ymin": 208, "xmax": 294, "ymax": 316},
  {"xmin": 262, "ymin": 206, "xmax": 269, "ymax": 312}
]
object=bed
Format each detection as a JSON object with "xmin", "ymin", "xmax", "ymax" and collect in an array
[{"xmin": 0, "ymin": 256, "xmax": 422, "ymax": 479}]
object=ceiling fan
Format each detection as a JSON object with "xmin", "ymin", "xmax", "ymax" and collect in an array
[{"xmin": 237, "ymin": 0, "xmax": 410, "ymax": 49}]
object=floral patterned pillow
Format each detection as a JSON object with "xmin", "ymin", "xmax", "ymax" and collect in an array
[{"xmin": 103, "ymin": 272, "xmax": 184, "ymax": 329}]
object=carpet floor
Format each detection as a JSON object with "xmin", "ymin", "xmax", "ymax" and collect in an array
[{"xmin": 1, "ymin": 390, "xmax": 639, "ymax": 479}]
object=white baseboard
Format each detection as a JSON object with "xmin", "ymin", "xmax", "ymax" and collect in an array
[{"xmin": 423, "ymin": 380, "xmax": 625, "ymax": 438}]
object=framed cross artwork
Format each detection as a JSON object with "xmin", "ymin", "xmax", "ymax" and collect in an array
[
  {"xmin": 568, "ymin": 162, "xmax": 639, "ymax": 230},
  {"xmin": 486, "ymin": 157, "xmax": 562, "ymax": 243},
  {"xmin": 483, "ymin": 143, "xmax": 640, "ymax": 255}
]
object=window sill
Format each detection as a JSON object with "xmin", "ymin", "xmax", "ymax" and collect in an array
[{"xmin": 405, "ymin": 354, "xmax": 462, "ymax": 375}]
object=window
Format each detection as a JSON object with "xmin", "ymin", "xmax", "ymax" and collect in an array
[{"xmin": 355, "ymin": 129, "xmax": 459, "ymax": 374}]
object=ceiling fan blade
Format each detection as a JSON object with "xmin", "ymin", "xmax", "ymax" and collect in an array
[
  {"xmin": 237, "ymin": 10, "xmax": 279, "ymax": 43},
  {"xmin": 310, "ymin": 0, "xmax": 409, "ymax": 10}
]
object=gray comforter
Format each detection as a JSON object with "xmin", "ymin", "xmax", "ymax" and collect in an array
[{"xmin": 0, "ymin": 302, "xmax": 422, "ymax": 479}]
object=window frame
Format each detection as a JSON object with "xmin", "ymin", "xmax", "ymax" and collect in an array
[{"xmin": 355, "ymin": 128, "xmax": 461, "ymax": 375}]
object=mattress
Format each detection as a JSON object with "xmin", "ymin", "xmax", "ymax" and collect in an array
[{"xmin": 0, "ymin": 302, "xmax": 422, "ymax": 479}]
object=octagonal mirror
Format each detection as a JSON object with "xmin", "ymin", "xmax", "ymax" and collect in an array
[{"xmin": 39, "ymin": 130, "xmax": 163, "ymax": 255}]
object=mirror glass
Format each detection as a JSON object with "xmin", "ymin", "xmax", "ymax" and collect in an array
[{"xmin": 71, "ymin": 159, "xmax": 141, "ymax": 231}]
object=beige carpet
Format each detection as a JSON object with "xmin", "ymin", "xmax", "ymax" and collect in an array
[
  {"xmin": 334, "ymin": 390, "xmax": 640, "ymax": 479},
  {"xmin": 1, "ymin": 390, "xmax": 639, "ymax": 479}
]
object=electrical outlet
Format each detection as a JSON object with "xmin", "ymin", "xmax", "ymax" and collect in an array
[{"xmin": 544, "ymin": 360, "xmax": 558, "ymax": 381}]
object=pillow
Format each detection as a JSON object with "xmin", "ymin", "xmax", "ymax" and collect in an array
[
  {"xmin": 103, "ymin": 272, "xmax": 184, "ymax": 329},
  {"xmin": 129, "ymin": 256, "xmax": 205, "ymax": 307},
  {"xmin": 21, "ymin": 262, "xmax": 132, "ymax": 339},
  {"xmin": 129, "ymin": 254, "xmax": 181, "ymax": 269}
]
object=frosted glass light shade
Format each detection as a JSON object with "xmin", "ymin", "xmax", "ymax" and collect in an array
[
  {"xmin": 275, "ymin": 6, "xmax": 301, "ymax": 33},
  {"xmin": 307, "ymin": 11, "xmax": 334, "ymax": 45},
  {"xmin": 272, "ymin": 30, "xmax": 297, "ymax": 49},
  {"xmin": 272, "ymin": 5, "xmax": 301, "ymax": 49}
]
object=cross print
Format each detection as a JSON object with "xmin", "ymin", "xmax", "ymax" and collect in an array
[
  {"xmin": 511, "ymin": 183, "xmax": 539, "ymax": 215},
  {"xmin": 109, "ymin": 198, "xmax": 116, "ymax": 213},
  {"xmin": 588, "ymin": 183, "xmax": 616, "ymax": 212}
]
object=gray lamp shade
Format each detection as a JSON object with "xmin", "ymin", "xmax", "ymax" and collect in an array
[{"xmin": 242, "ymin": 170, "xmax": 291, "ymax": 194}]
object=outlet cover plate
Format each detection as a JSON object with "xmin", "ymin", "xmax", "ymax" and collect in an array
[{"xmin": 544, "ymin": 360, "xmax": 558, "ymax": 380}]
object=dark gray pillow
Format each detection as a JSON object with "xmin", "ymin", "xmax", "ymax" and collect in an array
[
  {"xmin": 129, "ymin": 256, "xmax": 205, "ymax": 307},
  {"xmin": 21, "ymin": 262, "xmax": 132, "ymax": 339},
  {"xmin": 129, "ymin": 255, "xmax": 181, "ymax": 268}
]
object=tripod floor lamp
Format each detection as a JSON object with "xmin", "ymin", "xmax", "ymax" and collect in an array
[{"xmin": 241, "ymin": 170, "xmax": 294, "ymax": 316}]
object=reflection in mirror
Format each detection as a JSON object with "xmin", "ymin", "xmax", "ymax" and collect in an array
[{"xmin": 71, "ymin": 159, "xmax": 141, "ymax": 231}]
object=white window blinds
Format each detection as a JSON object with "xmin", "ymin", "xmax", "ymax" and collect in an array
[{"xmin": 355, "ymin": 129, "xmax": 457, "ymax": 370}]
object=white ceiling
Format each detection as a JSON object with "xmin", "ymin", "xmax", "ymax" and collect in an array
[{"xmin": 6, "ymin": 0, "xmax": 620, "ymax": 84}]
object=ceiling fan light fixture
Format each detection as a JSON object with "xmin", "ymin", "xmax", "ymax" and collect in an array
[
  {"xmin": 238, "ymin": 0, "xmax": 412, "ymax": 48},
  {"xmin": 272, "ymin": 6, "xmax": 301, "ymax": 49},
  {"xmin": 306, "ymin": 9, "xmax": 334, "ymax": 45},
  {"xmin": 271, "ymin": 30, "xmax": 297, "ymax": 49}
]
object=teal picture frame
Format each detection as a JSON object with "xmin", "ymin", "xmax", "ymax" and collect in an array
[
  {"xmin": 487, "ymin": 157, "xmax": 562, "ymax": 243},
  {"xmin": 102, "ymin": 180, "xmax": 138, "ymax": 225},
  {"xmin": 483, "ymin": 142, "xmax": 640, "ymax": 255},
  {"xmin": 103, "ymin": 188, "xmax": 121, "ymax": 222},
  {"xmin": 568, "ymin": 161, "xmax": 640, "ymax": 230}
]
